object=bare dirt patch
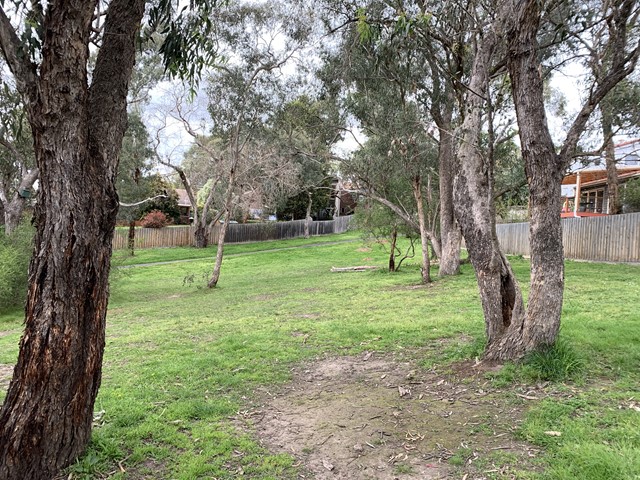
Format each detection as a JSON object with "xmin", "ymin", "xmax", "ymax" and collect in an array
[{"xmin": 236, "ymin": 351, "xmax": 540, "ymax": 479}]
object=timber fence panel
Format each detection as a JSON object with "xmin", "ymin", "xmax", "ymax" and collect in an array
[
  {"xmin": 113, "ymin": 215, "xmax": 353, "ymax": 250},
  {"xmin": 496, "ymin": 212, "xmax": 640, "ymax": 262}
]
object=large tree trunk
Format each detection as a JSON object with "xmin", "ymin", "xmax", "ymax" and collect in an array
[
  {"xmin": 456, "ymin": 0, "xmax": 637, "ymax": 361},
  {"xmin": 482, "ymin": 0, "xmax": 568, "ymax": 359},
  {"xmin": 435, "ymin": 104, "xmax": 461, "ymax": 276},
  {"xmin": 453, "ymin": 15, "xmax": 527, "ymax": 354},
  {"xmin": 412, "ymin": 175, "xmax": 431, "ymax": 284},
  {"xmin": 0, "ymin": 2, "xmax": 145, "ymax": 479},
  {"xmin": 194, "ymin": 222, "xmax": 209, "ymax": 248}
]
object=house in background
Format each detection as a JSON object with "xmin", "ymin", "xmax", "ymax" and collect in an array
[
  {"xmin": 175, "ymin": 188, "xmax": 193, "ymax": 223},
  {"xmin": 561, "ymin": 139, "xmax": 640, "ymax": 217}
]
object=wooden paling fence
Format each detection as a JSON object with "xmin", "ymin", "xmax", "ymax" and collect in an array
[
  {"xmin": 112, "ymin": 215, "xmax": 352, "ymax": 250},
  {"xmin": 496, "ymin": 212, "xmax": 640, "ymax": 262}
]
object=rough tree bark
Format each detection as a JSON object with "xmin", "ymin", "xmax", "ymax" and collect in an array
[
  {"xmin": 484, "ymin": 0, "xmax": 565, "ymax": 359},
  {"xmin": 455, "ymin": 0, "xmax": 639, "ymax": 361},
  {"xmin": 453, "ymin": 19, "xmax": 526, "ymax": 352},
  {"xmin": 485, "ymin": 0, "xmax": 639, "ymax": 359},
  {"xmin": 0, "ymin": 1, "xmax": 145, "ymax": 479}
]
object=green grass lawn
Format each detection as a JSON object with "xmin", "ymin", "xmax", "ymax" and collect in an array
[{"xmin": 0, "ymin": 233, "xmax": 639, "ymax": 479}]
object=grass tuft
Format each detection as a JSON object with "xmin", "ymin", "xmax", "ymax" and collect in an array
[{"xmin": 520, "ymin": 337, "xmax": 584, "ymax": 382}]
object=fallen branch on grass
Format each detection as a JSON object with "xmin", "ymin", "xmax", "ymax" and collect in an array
[{"xmin": 330, "ymin": 266, "xmax": 379, "ymax": 272}]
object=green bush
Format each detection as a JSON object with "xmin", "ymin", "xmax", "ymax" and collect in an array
[
  {"xmin": 621, "ymin": 178, "xmax": 640, "ymax": 213},
  {"xmin": 0, "ymin": 222, "xmax": 34, "ymax": 310}
]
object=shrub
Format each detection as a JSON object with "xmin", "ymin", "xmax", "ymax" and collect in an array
[
  {"xmin": 620, "ymin": 178, "xmax": 640, "ymax": 213},
  {"xmin": 0, "ymin": 222, "xmax": 34, "ymax": 310},
  {"xmin": 140, "ymin": 210, "xmax": 169, "ymax": 228}
]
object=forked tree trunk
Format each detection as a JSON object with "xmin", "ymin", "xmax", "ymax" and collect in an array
[
  {"xmin": 458, "ymin": 0, "xmax": 638, "ymax": 361},
  {"xmin": 412, "ymin": 175, "xmax": 431, "ymax": 284},
  {"xmin": 0, "ymin": 2, "xmax": 145, "ymax": 479},
  {"xmin": 482, "ymin": 0, "xmax": 566, "ymax": 360}
]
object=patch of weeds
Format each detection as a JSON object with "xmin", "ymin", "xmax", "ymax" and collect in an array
[
  {"xmin": 393, "ymin": 462, "xmax": 414, "ymax": 474},
  {"xmin": 520, "ymin": 337, "xmax": 584, "ymax": 383},
  {"xmin": 181, "ymin": 269, "xmax": 211, "ymax": 289},
  {"xmin": 66, "ymin": 432, "xmax": 123, "ymax": 479},
  {"xmin": 485, "ymin": 362, "xmax": 519, "ymax": 387},
  {"xmin": 448, "ymin": 446, "xmax": 473, "ymax": 466}
]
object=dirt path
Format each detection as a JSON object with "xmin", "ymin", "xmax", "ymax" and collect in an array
[{"xmin": 236, "ymin": 349, "xmax": 542, "ymax": 479}]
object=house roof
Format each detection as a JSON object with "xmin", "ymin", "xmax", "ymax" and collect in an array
[
  {"xmin": 562, "ymin": 167, "xmax": 640, "ymax": 186},
  {"xmin": 175, "ymin": 188, "xmax": 191, "ymax": 207},
  {"xmin": 580, "ymin": 169, "xmax": 640, "ymax": 189}
]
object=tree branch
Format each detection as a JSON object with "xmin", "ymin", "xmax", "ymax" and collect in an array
[
  {"xmin": 0, "ymin": 7, "xmax": 38, "ymax": 106},
  {"xmin": 119, "ymin": 194, "xmax": 166, "ymax": 208}
]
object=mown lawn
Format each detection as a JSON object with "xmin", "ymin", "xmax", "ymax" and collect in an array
[{"xmin": 0, "ymin": 232, "xmax": 638, "ymax": 479}]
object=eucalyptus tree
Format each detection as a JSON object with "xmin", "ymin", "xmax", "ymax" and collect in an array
[
  {"xmin": 452, "ymin": 0, "xmax": 640, "ymax": 360},
  {"xmin": 201, "ymin": 1, "xmax": 312, "ymax": 286},
  {"xmin": 321, "ymin": 11, "xmax": 441, "ymax": 282},
  {"xmin": 332, "ymin": 0, "xmax": 639, "ymax": 360},
  {"xmin": 319, "ymin": 0, "xmax": 468, "ymax": 276},
  {"xmin": 0, "ymin": 1, "xmax": 219, "ymax": 478},
  {"xmin": 344, "ymin": 92, "xmax": 440, "ymax": 283}
]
